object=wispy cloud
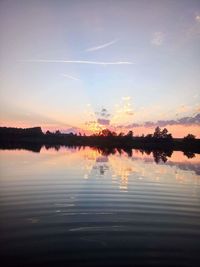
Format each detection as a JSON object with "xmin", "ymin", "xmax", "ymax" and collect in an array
[
  {"xmin": 61, "ymin": 73, "xmax": 80, "ymax": 81},
  {"xmin": 151, "ymin": 32, "xmax": 164, "ymax": 46},
  {"xmin": 23, "ymin": 59, "xmax": 133, "ymax": 65},
  {"xmin": 85, "ymin": 39, "xmax": 118, "ymax": 52}
]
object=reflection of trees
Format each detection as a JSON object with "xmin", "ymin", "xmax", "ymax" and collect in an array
[
  {"xmin": 152, "ymin": 150, "xmax": 173, "ymax": 164},
  {"xmin": 183, "ymin": 151, "xmax": 195, "ymax": 159},
  {"xmin": 89, "ymin": 147, "xmax": 174, "ymax": 164},
  {"xmin": 96, "ymin": 147, "xmax": 132, "ymax": 158},
  {"xmin": 45, "ymin": 144, "xmax": 61, "ymax": 151},
  {"xmin": 136, "ymin": 148, "xmax": 173, "ymax": 164},
  {"xmin": 97, "ymin": 147, "xmax": 117, "ymax": 156}
]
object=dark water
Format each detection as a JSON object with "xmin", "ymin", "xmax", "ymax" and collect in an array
[{"xmin": 0, "ymin": 147, "xmax": 200, "ymax": 267}]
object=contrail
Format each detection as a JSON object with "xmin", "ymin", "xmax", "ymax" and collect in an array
[
  {"xmin": 86, "ymin": 39, "xmax": 118, "ymax": 52},
  {"xmin": 61, "ymin": 73, "xmax": 81, "ymax": 81},
  {"xmin": 23, "ymin": 59, "xmax": 134, "ymax": 65}
]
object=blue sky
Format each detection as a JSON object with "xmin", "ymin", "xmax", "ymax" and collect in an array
[{"xmin": 0, "ymin": 0, "xmax": 200, "ymax": 135}]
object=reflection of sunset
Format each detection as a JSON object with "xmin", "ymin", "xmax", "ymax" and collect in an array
[
  {"xmin": 1, "ymin": 2, "xmax": 200, "ymax": 266},
  {"xmin": 109, "ymin": 155, "xmax": 133, "ymax": 190},
  {"xmin": 1, "ymin": 147, "xmax": 199, "ymax": 189}
]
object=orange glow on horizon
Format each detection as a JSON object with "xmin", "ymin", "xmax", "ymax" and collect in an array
[
  {"xmin": 1, "ymin": 119, "xmax": 200, "ymax": 138},
  {"xmin": 117, "ymin": 124, "xmax": 200, "ymax": 138}
]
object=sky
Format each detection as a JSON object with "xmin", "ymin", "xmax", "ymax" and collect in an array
[{"xmin": 0, "ymin": 0, "xmax": 200, "ymax": 137}]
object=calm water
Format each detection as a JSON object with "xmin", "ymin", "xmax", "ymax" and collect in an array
[{"xmin": 0, "ymin": 147, "xmax": 200, "ymax": 267}]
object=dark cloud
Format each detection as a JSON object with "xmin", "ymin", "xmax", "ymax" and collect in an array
[
  {"xmin": 96, "ymin": 108, "xmax": 111, "ymax": 118},
  {"xmin": 144, "ymin": 121, "xmax": 155, "ymax": 127},
  {"xmin": 97, "ymin": 118, "xmax": 110, "ymax": 125},
  {"xmin": 126, "ymin": 113, "xmax": 200, "ymax": 128},
  {"xmin": 130, "ymin": 123, "xmax": 140, "ymax": 127}
]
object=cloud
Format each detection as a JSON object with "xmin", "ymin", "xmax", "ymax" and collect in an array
[
  {"xmin": 85, "ymin": 107, "xmax": 111, "ymax": 130},
  {"xmin": 126, "ymin": 113, "xmax": 200, "ymax": 129},
  {"xmin": 96, "ymin": 108, "xmax": 111, "ymax": 125},
  {"xmin": 95, "ymin": 108, "xmax": 111, "ymax": 118},
  {"xmin": 61, "ymin": 73, "xmax": 80, "ymax": 81},
  {"xmin": 85, "ymin": 39, "xmax": 118, "ymax": 52},
  {"xmin": 97, "ymin": 118, "xmax": 110, "ymax": 125},
  {"xmin": 100, "ymin": 108, "xmax": 111, "ymax": 118},
  {"xmin": 195, "ymin": 15, "xmax": 200, "ymax": 23},
  {"xmin": 151, "ymin": 32, "xmax": 164, "ymax": 46},
  {"xmin": 23, "ymin": 59, "xmax": 134, "ymax": 65},
  {"xmin": 122, "ymin": 96, "xmax": 131, "ymax": 101}
]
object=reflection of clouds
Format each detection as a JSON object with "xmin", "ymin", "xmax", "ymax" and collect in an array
[
  {"xmin": 133, "ymin": 150, "xmax": 200, "ymax": 176},
  {"xmin": 93, "ymin": 163, "xmax": 109, "ymax": 176},
  {"xmin": 168, "ymin": 161, "xmax": 200, "ymax": 176},
  {"xmin": 93, "ymin": 156, "xmax": 109, "ymax": 177},
  {"xmin": 82, "ymin": 148, "xmax": 101, "ymax": 178},
  {"xmin": 108, "ymin": 151, "xmax": 200, "ymax": 191},
  {"xmin": 2, "ymin": 147, "xmax": 199, "ymax": 191},
  {"xmin": 80, "ymin": 150, "xmax": 110, "ymax": 179},
  {"xmin": 38, "ymin": 147, "xmax": 200, "ymax": 184},
  {"xmin": 96, "ymin": 156, "xmax": 108, "ymax": 163},
  {"xmin": 37, "ymin": 147, "xmax": 200, "ymax": 183}
]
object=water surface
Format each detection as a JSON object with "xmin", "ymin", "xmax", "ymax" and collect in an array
[{"xmin": 0, "ymin": 147, "xmax": 200, "ymax": 266}]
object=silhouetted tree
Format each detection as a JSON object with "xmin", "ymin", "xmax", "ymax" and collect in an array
[
  {"xmin": 118, "ymin": 132, "xmax": 124, "ymax": 137},
  {"xmin": 126, "ymin": 130, "xmax": 133, "ymax": 137},
  {"xmin": 153, "ymin": 127, "xmax": 162, "ymax": 138},
  {"xmin": 153, "ymin": 127, "xmax": 172, "ymax": 139},
  {"xmin": 55, "ymin": 130, "xmax": 61, "ymax": 135},
  {"xmin": 100, "ymin": 129, "xmax": 114, "ymax": 137},
  {"xmin": 111, "ymin": 131, "xmax": 117, "ymax": 137},
  {"xmin": 162, "ymin": 128, "xmax": 168, "ymax": 138},
  {"xmin": 184, "ymin": 134, "xmax": 196, "ymax": 140},
  {"xmin": 145, "ymin": 134, "xmax": 153, "ymax": 139},
  {"xmin": 46, "ymin": 130, "xmax": 52, "ymax": 135}
]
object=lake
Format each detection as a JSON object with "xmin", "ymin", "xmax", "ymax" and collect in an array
[{"xmin": 0, "ymin": 147, "xmax": 200, "ymax": 267}]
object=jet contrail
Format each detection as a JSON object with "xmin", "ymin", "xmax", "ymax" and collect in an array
[
  {"xmin": 23, "ymin": 59, "xmax": 134, "ymax": 65},
  {"xmin": 86, "ymin": 39, "xmax": 118, "ymax": 52},
  {"xmin": 61, "ymin": 73, "xmax": 81, "ymax": 81}
]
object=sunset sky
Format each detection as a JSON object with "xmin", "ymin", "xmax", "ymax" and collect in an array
[{"xmin": 0, "ymin": 0, "xmax": 200, "ymax": 137}]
